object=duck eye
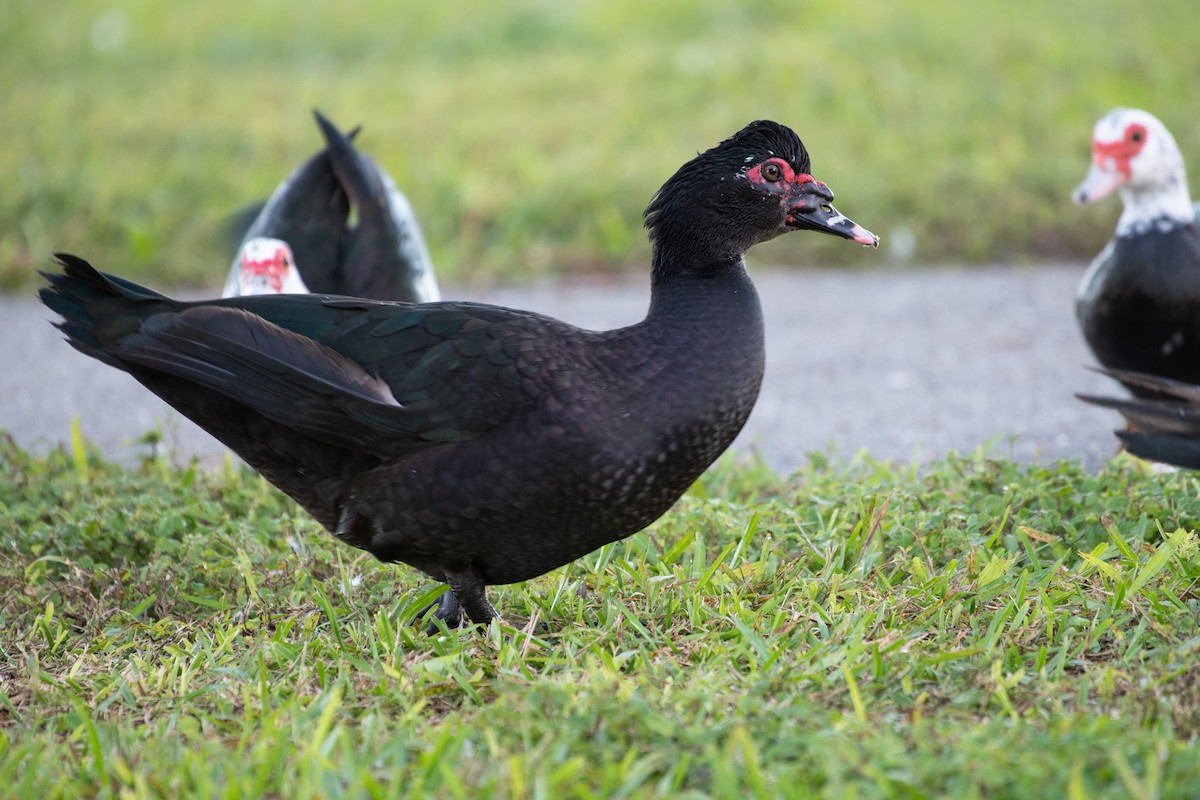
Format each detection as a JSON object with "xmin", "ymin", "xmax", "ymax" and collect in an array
[
  {"xmin": 762, "ymin": 162, "xmax": 783, "ymax": 181},
  {"xmin": 1130, "ymin": 128, "xmax": 1144, "ymax": 143}
]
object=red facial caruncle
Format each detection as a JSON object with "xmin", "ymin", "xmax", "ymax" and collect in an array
[
  {"xmin": 745, "ymin": 157, "xmax": 827, "ymax": 194},
  {"xmin": 746, "ymin": 157, "xmax": 836, "ymax": 227},
  {"xmin": 1092, "ymin": 123, "xmax": 1148, "ymax": 179},
  {"xmin": 741, "ymin": 155, "xmax": 878, "ymax": 245},
  {"xmin": 241, "ymin": 243, "xmax": 294, "ymax": 293}
]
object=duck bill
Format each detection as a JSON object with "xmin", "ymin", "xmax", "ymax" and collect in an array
[
  {"xmin": 1072, "ymin": 162, "xmax": 1124, "ymax": 205},
  {"xmin": 789, "ymin": 198, "xmax": 879, "ymax": 246}
]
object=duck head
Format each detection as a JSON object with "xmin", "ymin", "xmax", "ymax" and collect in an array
[
  {"xmin": 1073, "ymin": 108, "xmax": 1194, "ymax": 232},
  {"xmin": 644, "ymin": 120, "xmax": 877, "ymax": 271},
  {"xmin": 224, "ymin": 236, "xmax": 311, "ymax": 296}
]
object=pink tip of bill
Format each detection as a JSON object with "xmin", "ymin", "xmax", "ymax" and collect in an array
[{"xmin": 850, "ymin": 225, "xmax": 880, "ymax": 248}]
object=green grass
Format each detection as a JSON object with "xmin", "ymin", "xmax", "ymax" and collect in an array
[
  {"xmin": 2, "ymin": 433, "xmax": 1200, "ymax": 797},
  {"xmin": 4, "ymin": 0, "xmax": 1199, "ymax": 291}
]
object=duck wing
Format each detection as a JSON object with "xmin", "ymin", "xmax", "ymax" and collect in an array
[
  {"xmin": 44, "ymin": 254, "xmax": 563, "ymax": 460},
  {"xmin": 1078, "ymin": 367, "xmax": 1200, "ymax": 468}
]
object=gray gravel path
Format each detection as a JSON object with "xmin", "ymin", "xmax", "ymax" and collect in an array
[{"xmin": 0, "ymin": 263, "xmax": 1120, "ymax": 474}]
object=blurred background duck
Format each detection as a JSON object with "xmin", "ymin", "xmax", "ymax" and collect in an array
[
  {"xmin": 223, "ymin": 111, "xmax": 440, "ymax": 303},
  {"xmin": 1073, "ymin": 108, "xmax": 1200, "ymax": 397}
]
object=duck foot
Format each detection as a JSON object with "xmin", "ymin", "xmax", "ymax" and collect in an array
[{"xmin": 417, "ymin": 568, "xmax": 500, "ymax": 634}]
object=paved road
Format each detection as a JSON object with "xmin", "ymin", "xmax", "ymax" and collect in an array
[{"xmin": 0, "ymin": 263, "xmax": 1121, "ymax": 474}]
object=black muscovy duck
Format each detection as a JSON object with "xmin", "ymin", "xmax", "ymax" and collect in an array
[
  {"xmin": 1073, "ymin": 108, "xmax": 1200, "ymax": 397},
  {"xmin": 223, "ymin": 110, "xmax": 440, "ymax": 303},
  {"xmin": 42, "ymin": 120, "xmax": 877, "ymax": 629},
  {"xmin": 1078, "ymin": 368, "xmax": 1200, "ymax": 468}
]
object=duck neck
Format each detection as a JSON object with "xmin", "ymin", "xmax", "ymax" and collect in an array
[
  {"xmin": 648, "ymin": 247, "xmax": 757, "ymax": 315},
  {"xmin": 1117, "ymin": 172, "xmax": 1195, "ymax": 237},
  {"xmin": 639, "ymin": 251, "xmax": 764, "ymax": 375}
]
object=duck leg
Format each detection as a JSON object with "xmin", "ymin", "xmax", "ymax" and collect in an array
[{"xmin": 420, "ymin": 567, "xmax": 499, "ymax": 633}]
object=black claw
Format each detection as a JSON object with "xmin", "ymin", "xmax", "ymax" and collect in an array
[
  {"xmin": 416, "ymin": 589, "xmax": 465, "ymax": 634},
  {"xmin": 415, "ymin": 569, "xmax": 499, "ymax": 634}
]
